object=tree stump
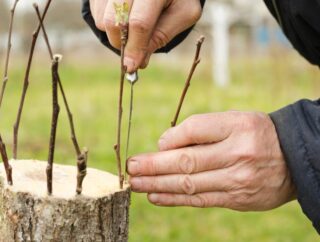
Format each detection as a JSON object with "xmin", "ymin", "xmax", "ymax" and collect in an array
[{"xmin": 0, "ymin": 160, "xmax": 131, "ymax": 242}]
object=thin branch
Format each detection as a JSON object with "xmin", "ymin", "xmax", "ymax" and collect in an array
[
  {"xmin": 114, "ymin": 23, "xmax": 129, "ymax": 189},
  {"xmin": 13, "ymin": 0, "xmax": 52, "ymax": 159},
  {"xmin": 0, "ymin": 0, "xmax": 19, "ymax": 109},
  {"xmin": 35, "ymin": 7, "xmax": 88, "ymax": 195},
  {"xmin": 33, "ymin": 3, "xmax": 53, "ymax": 59},
  {"xmin": 125, "ymin": 82, "xmax": 134, "ymax": 180},
  {"xmin": 34, "ymin": 4, "xmax": 87, "ymax": 194},
  {"xmin": 0, "ymin": 135, "xmax": 12, "ymax": 185},
  {"xmin": 47, "ymin": 55, "xmax": 61, "ymax": 195},
  {"xmin": 0, "ymin": 0, "xmax": 19, "ymax": 185},
  {"xmin": 34, "ymin": 4, "xmax": 81, "ymax": 156},
  {"xmin": 171, "ymin": 36, "xmax": 205, "ymax": 127}
]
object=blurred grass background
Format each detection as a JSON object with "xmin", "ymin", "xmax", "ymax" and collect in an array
[{"xmin": 0, "ymin": 51, "xmax": 319, "ymax": 241}]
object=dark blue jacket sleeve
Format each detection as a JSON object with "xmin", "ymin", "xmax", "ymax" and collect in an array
[
  {"xmin": 81, "ymin": 0, "xmax": 206, "ymax": 55},
  {"xmin": 270, "ymin": 100, "xmax": 320, "ymax": 234},
  {"xmin": 265, "ymin": 0, "xmax": 320, "ymax": 234}
]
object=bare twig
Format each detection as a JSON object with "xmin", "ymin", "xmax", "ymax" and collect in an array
[
  {"xmin": 33, "ymin": 4, "xmax": 53, "ymax": 59},
  {"xmin": 114, "ymin": 2, "xmax": 129, "ymax": 189},
  {"xmin": 0, "ymin": 0, "xmax": 19, "ymax": 185},
  {"xmin": 114, "ymin": 29, "xmax": 127, "ymax": 188},
  {"xmin": 47, "ymin": 55, "xmax": 61, "ymax": 195},
  {"xmin": 0, "ymin": 135, "xmax": 12, "ymax": 185},
  {"xmin": 13, "ymin": 0, "xmax": 52, "ymax": 159},
  {"xmin": 0, "ymin": 0, "xmax": 19, "ymax": 108},
  {"xmin": 171, "ymin": 36, "xmax": 205, "ymax": 127},
  {"xmin": 34, "ymin": 4, "xmax": 81, "ymax": 156},
  {"xmin": 35, "ymin": 5, "xmax": 87, "ymax": 194},
  {"xmin": 124, "ymin": 82, "xmax": 134, "ymax": 180}
]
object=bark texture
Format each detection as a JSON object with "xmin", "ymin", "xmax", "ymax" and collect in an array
[{"xmin": 0, "ymin": 160, "xmax": 130, "ymax": 242}]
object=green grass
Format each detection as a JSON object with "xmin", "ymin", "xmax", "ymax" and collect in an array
[{"xmin": 0, "ymin": 53, "xmax": 319, "ymax": 241}]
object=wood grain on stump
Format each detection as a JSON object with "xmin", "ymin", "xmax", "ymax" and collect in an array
[{"xmin": 0, "ymin": 160, "xmax": 130, "ymax": 242}]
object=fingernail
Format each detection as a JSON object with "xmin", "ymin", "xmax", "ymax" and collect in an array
[
  {"xmin": 148, "ymin": 193, "xmax": 159, "ymax": 203},
  {"xmin": 124, "ymin": 57, "xmax": 135, "ymax": 73},
  {"xmin": 127, "ymin": 160, "xmax": 140, "ymax": 176},
  {"xmin": 129, "ymin": 178, "xmax": 142, "ymax": 191}
]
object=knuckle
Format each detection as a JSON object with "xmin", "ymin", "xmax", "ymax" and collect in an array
[
  {"xmin": 103, "ymin": 16, "xmax": 117, "ymax": 32},
  {"xmin": 239, "ymin": 112, "xmax": 261, "ymax": 132},
  {"xmin": 179, "ymin": 175, "xmax": 196, "ymax": 195},
  {"xmin": 95, "ymin": 19, "xmax": 106, "ymax": 32},
  {"xmin": 151, "ymin": 30, "xmax": 170, "ymax": 50},
  {"xmin": 150, "ymin": 177, "xmax": 160, "ymax": 192},
  {"xmin": 234, "ymin": 193, "xmax": 252, "ymax": 210},
  {"xmin": 147, "ymin": 156, "xmax": 158, "ymax": 175},
  {"xmin": 190, "ymin": 195, "xmax": 207, "ymax": 208},
  {"xmin": 129, "ymin": 18, "xmax": 150, "ymax": 34},
  {"xmin": 188, "ymin": 4, "xmax": 202, "ymax": 22},
  {"xmin": 237, "ymin": 141, "xmax": 259, "ymax": 161},
  {"xmin": 233, "ymin": 168, "xmax": 256, "ymax": 188},
  {"xmin": 178, "ymin": 151, "xmax": 196, "ymax": 174}
]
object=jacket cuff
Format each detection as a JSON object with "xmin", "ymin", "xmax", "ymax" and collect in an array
[
  {"xmin": 270, "ymin": 99, "xmax": 320, "ymax": 234},
  {"xmin": 82, "ymin": 0, "xmax": 206, "ymax": 55}
]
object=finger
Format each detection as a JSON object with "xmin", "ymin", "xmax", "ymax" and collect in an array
[
  {"xmin": 103, "ymin": 0, "xmax": 134, "ymax": 49},
  {"xmin": 124, "ymin": 0, "xmax": 168, "ymax": 73},
  {"xmin": 147, "ymin": 192, "xmax": 229, "ymax": 208},
  {"xmin": 90, "ymin": 0, "xmax": 108, "ymax": 31},
  {"xmin": 127, "ymin": 143, "xmax": 233, "ymax": 176},
  {"xmin": 147, "ymin": 0, "xmax": 202, "ymax": 55},
  {"xmin": 130, "ymin": 168, "xmax": 232, "ymax": 194},
  {"xmin": 158, "ymin": 112, "xmax": 238, "ymax": 151}
]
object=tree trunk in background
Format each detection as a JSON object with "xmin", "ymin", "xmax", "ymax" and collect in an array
[{"xmin": 0, "ymin": 160, "xmax": 131, "ymax": 242}]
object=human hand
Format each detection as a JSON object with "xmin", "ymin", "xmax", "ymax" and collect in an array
[
  {"xmin": 89, "ymin": 0, "xmax": 202, "ymax": 73},
  {"xmin": 127, "ymin": 112, "xmax": 296, "ymax": 211}
]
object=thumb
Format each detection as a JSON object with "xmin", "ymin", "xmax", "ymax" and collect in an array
[
  {"xmin": 141, "ymin": 0, "xmax": 202, "ymax": 68},
  {"xmin": 158, "ymin": 113, "xmax": 236, "ymax": 151}
]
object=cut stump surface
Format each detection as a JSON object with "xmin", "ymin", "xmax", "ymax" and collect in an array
[{"xmin": 0, "ymin": 160, "xmax": 131, "ymax": 242}]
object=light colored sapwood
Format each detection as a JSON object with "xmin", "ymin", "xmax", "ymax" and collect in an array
[{"xmin": 0, "ymin": 160, "xmax": 130, "ymax": 242}]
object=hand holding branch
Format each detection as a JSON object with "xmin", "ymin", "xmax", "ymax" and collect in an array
[{"xmin": 90, "ymin": 0, "xmax": 202, "ymax": 73}]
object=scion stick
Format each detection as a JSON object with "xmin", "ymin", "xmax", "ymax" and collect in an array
[
  {"xmin": 114, "ymin": 2, "xmax": 129, "ymax": 189},
  {"xmin": 0, "ymin": 0, "xmax": 19, "ymax": 108},
  {"xmin": 13, "ymin": 0, "xmax": 52, "ymax": 159},
  {"xmin": 34, "ymin": 4, "xmax": 87, "ymax": 195},
  {"xmin": 0, "ymin": 136, "xmax": 12, "ymax": 185},
  {"xmin": 0, "ymin": 0, "xmax": 19, "ymax": 185},
  {"xmin": 171, "ymin": 36, "xmax": 205, "ymax": 127},
  {"xmin": 47, "ymin": 55, "xmax": 61, "ymax": 195}
]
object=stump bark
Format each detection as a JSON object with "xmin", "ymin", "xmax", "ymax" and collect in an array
[{"xmin": 0, "ymin": 160, "xmax": 131, "ymax": 242}]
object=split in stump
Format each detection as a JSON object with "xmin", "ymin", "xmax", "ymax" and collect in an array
[{"xmin": 0, "ymin": 160, "xmax": 131, "ymax": 242}]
